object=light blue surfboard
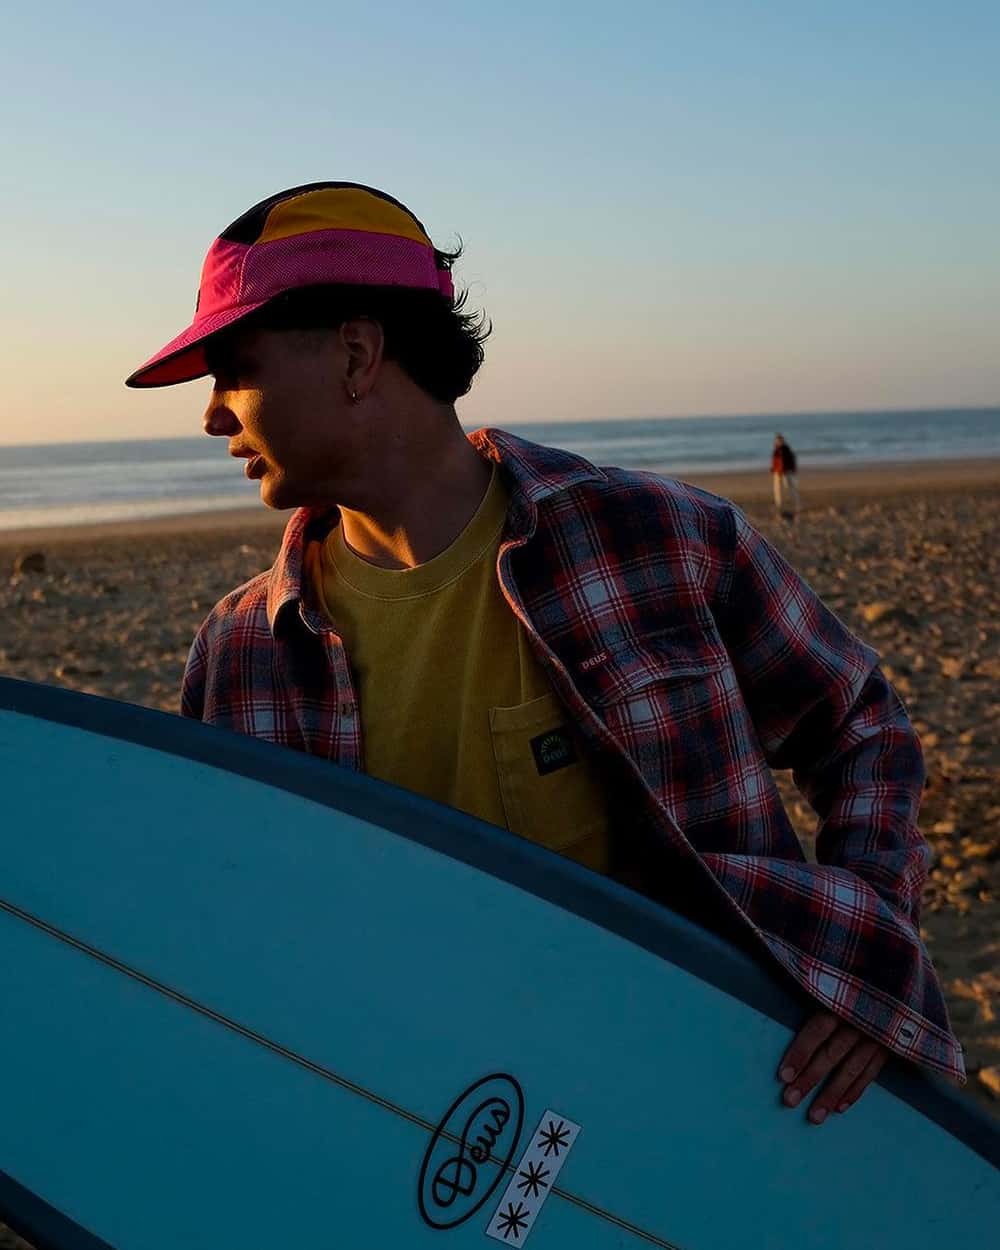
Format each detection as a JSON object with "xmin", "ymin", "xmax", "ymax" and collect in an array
[{"xmin": 0, "ymin": 675, "xmax": 996, "ymax": 1250}]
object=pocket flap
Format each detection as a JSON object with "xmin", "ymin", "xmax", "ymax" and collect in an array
[{"xmin": 583, "ymin": 627, "xmax": 726, "ymax": 706}]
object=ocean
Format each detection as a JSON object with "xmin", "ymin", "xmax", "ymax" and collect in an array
[{"xmin": 1, "ymin": 407, "xmax": 998, "ymax": 531}]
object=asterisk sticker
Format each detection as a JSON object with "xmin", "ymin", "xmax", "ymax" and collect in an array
[
  {"xmin": 496, "ymin": 1201, "xmax": 530, "ymax": 1241},
  {"xmin": 486, "ymin": 1109, "xmax": 581, "ymax": 1244},
  {"xmin": 538, "ymin": 1119, "xmax": 570, "ymax": 1158},
  {"xmin": 516, "ymin": 1160, "xmax": 551, "ymax": 1199}
]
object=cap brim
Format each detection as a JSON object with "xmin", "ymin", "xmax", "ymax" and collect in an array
[{"xmin": 125, "ymin": 301, "xmax": 271, "ymax": 389}]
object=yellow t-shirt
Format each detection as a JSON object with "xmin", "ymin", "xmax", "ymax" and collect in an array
[{"xmin": 309, "ymin": 468, "xmax": 609, "ymax": 872}]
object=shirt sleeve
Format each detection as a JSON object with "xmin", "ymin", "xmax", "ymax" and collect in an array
[
  {"xmin": 702, "ymin": 507, "xmax": 966, "ymax": 1077},
  {"xmin": 179, "ymin": 627, "xmax": 208, "ymax": 720},
  {"xmin": 714, "ymin": 506, "xmax": 929, "ymax": 924}
]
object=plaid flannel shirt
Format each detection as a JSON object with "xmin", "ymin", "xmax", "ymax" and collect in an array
[{"xmin": 182, "ymin": 428, "xmax": 963, "ymax": 1080}]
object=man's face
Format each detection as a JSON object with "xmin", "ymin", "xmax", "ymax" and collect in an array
[{"xmin": 202, "ymin": 325, "xmax": 363, "ymax": 511}]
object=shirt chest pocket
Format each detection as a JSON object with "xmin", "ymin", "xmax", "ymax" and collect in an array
[
  {"xmin": 489, "ymin": 692, "xmax": 608, "ymax": 871},
  {"xmin": 576, "ymin": 629, "xmax": 734, "ymax": 802},
  {"xmin": 581, "ymin": 627, "xmax": 728, "ymax": 705}
]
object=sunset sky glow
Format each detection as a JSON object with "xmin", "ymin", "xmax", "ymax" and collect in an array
[{"xmin": 1, "ymin": 0, "xmax": 997, "ymax": 445}]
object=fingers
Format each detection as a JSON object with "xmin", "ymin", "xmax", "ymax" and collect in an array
[
  {"xmin": 833, "ymin": 1046, "xmax": 887, "ymax": 1114},
  {"xmin": 776, "ymin": 1009, "xmax": 890, "ymax": 1127},
  {"xmin": 804, "ymin": 1039, "xmax": 884, "ymax": 1124},
  {"xmin": 777, "ymin": 1011, "xmax": 840, "ymax": 1086},
  {"xmin": 780, "ymin": 1013, "xmax": 860, "ymax": 1108}
]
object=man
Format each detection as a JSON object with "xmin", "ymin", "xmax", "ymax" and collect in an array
[
  {"xmin": 126, "ymin": 181, "xmax": 962, "ymax": 1127},
  {"xmin": 772, "ymin": 433, "xmax": 799, "ymax": 521}
]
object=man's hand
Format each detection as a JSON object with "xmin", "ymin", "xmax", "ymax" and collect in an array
[{"xmin": 778, "ymin": 1010, "xmax": 888, "ymax": 1125}]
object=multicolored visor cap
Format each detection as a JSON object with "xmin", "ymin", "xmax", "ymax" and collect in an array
[{"xmin": 125, "ymin": 181, "xmax": 454, "ymax": 388}]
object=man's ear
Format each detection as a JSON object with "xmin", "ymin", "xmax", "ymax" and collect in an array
[{"xmin": 339, "ymin": 318, "xmax": 384, "ymax": 386}]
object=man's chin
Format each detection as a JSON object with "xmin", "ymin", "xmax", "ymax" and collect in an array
[
  {"xmin": 262, "ymin": 477, "xmax": 341, "ymax": 514},
  {"xmin": 259, "ymin": 474, "xmax": 297, "ymax": 511}
]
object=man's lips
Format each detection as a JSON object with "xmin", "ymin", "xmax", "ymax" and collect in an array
[{"xmin": 231, "ymin": 449, "xmax": 265, "ymax": 479}]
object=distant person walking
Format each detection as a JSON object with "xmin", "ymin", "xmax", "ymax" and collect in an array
[{"xmin": 771, "ymin": 433, "xmax": 799, "ymax": 520}]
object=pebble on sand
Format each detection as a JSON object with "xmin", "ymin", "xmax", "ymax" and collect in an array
[
  {"xmin": 12, "ymin": 552, "xmax": 46, "ymax": 576},
  {"xmin": 859, "ymin": 601, "xmax": 920, "ymax": 628}
]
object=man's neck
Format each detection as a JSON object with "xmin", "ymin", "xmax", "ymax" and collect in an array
[{"xmin": 338, "ymin": 425, "xmax": 494, "ymax": 570}]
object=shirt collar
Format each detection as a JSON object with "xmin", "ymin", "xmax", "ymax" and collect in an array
[{"xmin": 265, "ymin": 426, "xmax": 607, "ymax": 635}]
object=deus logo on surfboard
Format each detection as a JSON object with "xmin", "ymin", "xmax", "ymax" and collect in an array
[{"xmin": 418, "ymin": 1074, "xmax": 524, "ymax": 1230}]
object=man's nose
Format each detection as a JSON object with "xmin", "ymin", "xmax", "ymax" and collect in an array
[{"xmin": 203, "ymin": 394, "xmax": 241, "ymax": 437}]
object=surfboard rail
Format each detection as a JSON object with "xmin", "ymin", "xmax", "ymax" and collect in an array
[{"xmin": 0, "ymin": 1170, "xmax": 113, "ymax": 1250}]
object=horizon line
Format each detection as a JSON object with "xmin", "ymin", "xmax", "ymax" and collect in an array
[{"xmin": 1, "ymin": 402, "xmax": 997, "ymax": 452}]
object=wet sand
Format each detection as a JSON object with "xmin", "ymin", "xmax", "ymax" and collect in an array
[{"xmin": 0, "ymin": 456, "xmax": 997, "ymax": 1243}]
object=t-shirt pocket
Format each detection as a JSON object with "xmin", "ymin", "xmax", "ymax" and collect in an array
[{"xmin": 489, "ymin": 692, "xmax": 608, "ymax": 872}]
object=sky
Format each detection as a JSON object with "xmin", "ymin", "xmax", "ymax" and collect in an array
[{"xmin": 1, "ymin": 0, "xmax": 997, "ymax": 445}]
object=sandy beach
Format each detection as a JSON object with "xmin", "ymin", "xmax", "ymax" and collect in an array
[{"xmin": 0, "ymin": 452, "xmax": 997, "ymax": 1215}]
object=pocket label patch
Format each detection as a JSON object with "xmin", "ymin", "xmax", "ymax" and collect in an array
[{"xmin": 529, "ymin": 728, "xmax": 577, "ymax": 776}]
